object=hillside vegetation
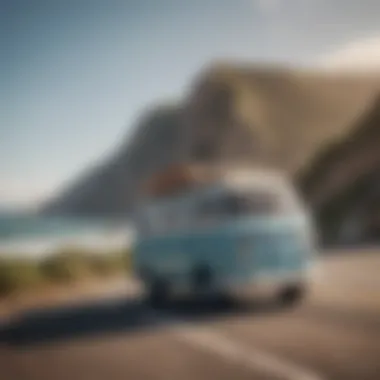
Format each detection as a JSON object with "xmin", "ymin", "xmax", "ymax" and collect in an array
[{"xmin": 0, "ymin": 248, "xmax": 130, "ymax": 297}]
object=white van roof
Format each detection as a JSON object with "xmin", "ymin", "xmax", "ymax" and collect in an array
[
  {"xmin": 140, "ymin": 163, "xmax": 288, "ymax": 199},
  {"xmin": 222, "ymin": 167, "xmax": 289, "ymax": 189}
]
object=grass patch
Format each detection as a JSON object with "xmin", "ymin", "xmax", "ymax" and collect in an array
[
  {"xmin": 0, "ymin": 247, "xmax": 130, "ymax": 297},
  {"xmin": 0, "ymin": 259, "xmax": 44, "ymax": 296}
]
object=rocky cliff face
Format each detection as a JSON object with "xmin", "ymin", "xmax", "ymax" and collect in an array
[
  {"xmin": 298, "ymin": 94, "xmax": 380, "ymax": 244},
  {"xmin": 44, "ymin": 104, "xmax": 185, "ymax": 215},
  {"xmin": 186, "ymin": 64, "xmax": 379, "ymax": 173},
  {"xmin": 42, "ymin": 63, "xmax": 380, "ymax": 243}
]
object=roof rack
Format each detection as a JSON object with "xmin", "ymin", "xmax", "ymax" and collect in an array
[
  {"xmin": 140, "ymin": 164, "xmax": 220, "ymax": 198},
  {"xmin": 139, "ymin": 162, "xmax": 282, "ymax": 198}
]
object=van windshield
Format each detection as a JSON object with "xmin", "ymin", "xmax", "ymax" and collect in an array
[
  {"xmin": 227, "ymin": 191, "xmax": 280, "ymax": 215},
  {"xmin": 199, "ymin": 186, "xmax": 298, "ymax": 220}
]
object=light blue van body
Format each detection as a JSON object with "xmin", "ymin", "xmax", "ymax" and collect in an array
[{"xmin": 132, "ymin": 169, "xmax": 317, "ymax": 302}]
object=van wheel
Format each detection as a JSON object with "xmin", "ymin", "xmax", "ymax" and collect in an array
[
  {"xmin": 277, "ymin": 284, "xmax": 305, "ymax": 308},
  {"xmin": 146, "ymin": 278, "xmax": 169, "ymax": 307},
  {"xmin": 192, "ymin": 265, "xmax": 212, "ymax": 291}
]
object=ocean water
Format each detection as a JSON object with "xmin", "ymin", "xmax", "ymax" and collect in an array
[{"xmin": 0, "ymin": 212, "xmax": 135, "ymax": 258}]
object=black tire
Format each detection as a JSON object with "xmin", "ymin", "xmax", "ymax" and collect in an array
[
  {"xmin": 192, "ymin": 264, "xmax": 212, "ymax": 291},
  {"xmin": 277, "ymin": 284, "xmax": 306, "ymax": 308},
  {"xmin": 146, "ymin": 278, "xmax": 169, "ymax": 308}
]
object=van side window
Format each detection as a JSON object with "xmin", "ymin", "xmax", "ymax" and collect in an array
[
  {"xmin": 136, "ymin": 209, "xmax": 151, "ymax": 236},
  {"xmin": 164, "ymin": 208, "xmax": 177, "ymax": 232},
  {"xmin": 241, "ymin": 192, "xmax": 279, "ymax": 214},
  {"xmin": 196, "ymin": 192, "xmax": 235, "ymax": 225},
  {"xmin": 196, "ymin": 190, "xmax": 283, "ymax": 221},
  {"xmin": 198, "ymin": 194, "xmax": 241, "ymax": 217},
  {"xmin": 147, "ymin": 207, "xmax": 163, "ymax": 235},
  {"xmin": 196, "ymin": 196, "xmax": 222, "ymax": 225}
]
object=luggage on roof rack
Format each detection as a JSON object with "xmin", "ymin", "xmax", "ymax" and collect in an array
[
  {"xmin": 139, "ymin": 163, "xmax": 280, "ymax": 198},
  {"xmin": 140, "ymin": 164, "xmax": 220, "ymax": 198}
]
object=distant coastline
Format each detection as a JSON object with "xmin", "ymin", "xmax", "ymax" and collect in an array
[{"xmin": 0, "ymin": 212, "xmax": 134, "ymax": 258}]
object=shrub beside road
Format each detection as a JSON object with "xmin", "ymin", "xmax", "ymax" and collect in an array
[{"xmin": 0, "ymin": 247, "xmax": 130, "ymax": 297}]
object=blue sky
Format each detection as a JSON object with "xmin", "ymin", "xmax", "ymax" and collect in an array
[{"xmin": 1, "ymin": 0, "xmax": 380, "ymax": 206}]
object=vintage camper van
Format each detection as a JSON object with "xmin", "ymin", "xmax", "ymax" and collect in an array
[{"xmin": 131, "ymin": 164, "xmax": 318, "ymax": 306}]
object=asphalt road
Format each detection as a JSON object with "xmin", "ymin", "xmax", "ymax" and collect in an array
[{"xmin": 1, "ymin": 249, "xmax": 380, "ymax": 380}]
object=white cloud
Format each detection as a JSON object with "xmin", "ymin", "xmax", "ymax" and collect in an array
[{"xmin": 319, "ymin": 36, "xmax": 380, "ymax": 72}]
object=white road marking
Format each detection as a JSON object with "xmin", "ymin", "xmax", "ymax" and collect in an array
[
  {"xmin": 175, "ymin": 327, "xmax": 325, "ymax": 380},
  {"xmin": 147, "ymin": 308, "xmax": 325, "ymax": 380}
]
